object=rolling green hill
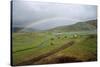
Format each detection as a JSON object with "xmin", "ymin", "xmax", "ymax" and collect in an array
[{"xmin": 48, "ymin": 20, "xmax": 97, "ymax": 32}]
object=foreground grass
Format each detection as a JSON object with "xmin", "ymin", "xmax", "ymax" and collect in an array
[{"xmin": 13, "ymin": 32, "xmax": 72, "ymax": 65}]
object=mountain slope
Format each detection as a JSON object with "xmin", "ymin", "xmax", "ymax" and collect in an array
[
  {"xmin": 49, "ymin": 20, "xmax": 97, "ymax": 32},
  {"xmin": 12, "ymin": 20, "xmax": 97, "ymax": 32}
]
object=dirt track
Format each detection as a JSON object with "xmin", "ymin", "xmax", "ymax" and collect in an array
[{"xmin": 15, "ymin": 41, "xmax": 75, "ymax": 66}]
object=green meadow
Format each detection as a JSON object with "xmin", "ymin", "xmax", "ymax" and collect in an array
[{"xmin": 12, "ymin": 31, "xmax": 97, "ymax": 65}]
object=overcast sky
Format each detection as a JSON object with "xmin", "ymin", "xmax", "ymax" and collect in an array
[{"xmin": 12, "ymin": 0, "xmax": 97, "ymax": 30}]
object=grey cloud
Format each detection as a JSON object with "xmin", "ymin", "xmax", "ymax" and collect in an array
[{"xmin": 12, "ymin": 1, "xmax": 97, "ymax": 30}]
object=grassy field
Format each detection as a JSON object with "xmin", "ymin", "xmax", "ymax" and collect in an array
[{"xmin": 12, "ymin": 31, "xmax": 97, "ymax": 66}]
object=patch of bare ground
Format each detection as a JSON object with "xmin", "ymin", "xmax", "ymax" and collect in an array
[{"xmin": 34, "ymin": 56, "xmax": 82, "ymax": 65}]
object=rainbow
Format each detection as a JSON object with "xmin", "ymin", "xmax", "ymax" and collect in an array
[{"xmin": 19, "ymin": 16, "xmax": 79, "ymax": 32}]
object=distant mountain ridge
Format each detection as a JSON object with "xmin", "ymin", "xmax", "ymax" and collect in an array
[{"xmin": 12, "ymin": 27, "xmax": 23, "ymax": 32}]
